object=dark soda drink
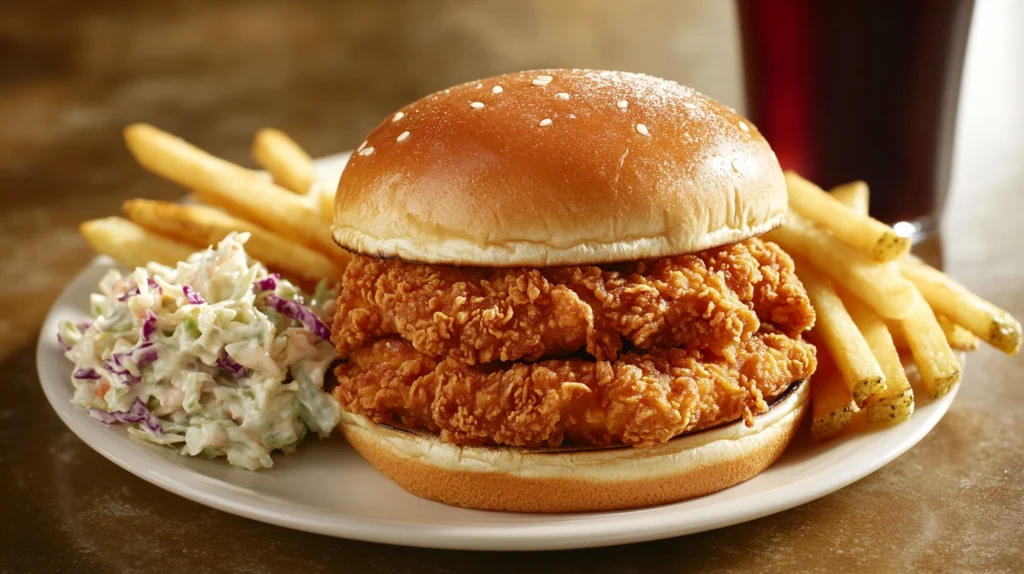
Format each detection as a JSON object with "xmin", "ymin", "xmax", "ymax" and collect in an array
[{"xmin": 738, "ymin": 0, "xmax": 974, "ymax": 235}]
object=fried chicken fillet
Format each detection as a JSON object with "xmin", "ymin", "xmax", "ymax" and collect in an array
[{"xmin": 332, "ymin": 238, "xmax": 816, "ymax": 448}]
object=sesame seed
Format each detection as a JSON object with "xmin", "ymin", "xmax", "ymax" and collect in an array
[
  {"xmin": 532, "ymin": 75, "xmax": 553, "ymax": 86},
  {"xmin": 359, "ymin": 146, "xmax": 375, "ymax": 156},
  {"xmin": 738, "ymin": 121, "xmax": 750, "ymax": 132},
  {"xmin": 635, "ymin": 123, "xmax": 649, "ymax": 136},
  {"xmin": 616, "ymin": 100, "xmax": 628, "ymax": 109},
  {"xmin": 357, "ymin": 140, "xmax": 367, "ymax": 152},
  {"xmin": 392, "ymin": 111, "xmax": 404, "ymax": 122},
  {"xmin": 683, "ymin": 102, "xmax": 697, "ymax": 110},
  {"xmin": 470, "ymin": 101, "xmax": 485, "ymax": 109},
  {"xmin": 539, "ymin": 118, "xmax": 553, "ymax": 127},
  {"xmin": 492, "ymin": 85, "xmax": 503, "ymax": 94},
  {"xmin": 476, "ymin": 83, "xmax": 483, "ymax": 89},
  {"xmin": 396, "ymin": 131, "xmax": 410, "ymax": 142},
  {"xmin": 555, "ymin": 92, "xmax": 570, "ymax": 100},
  {"xmin": 568, "ymin": 113, "xmax": 576, "ymax": 119}
]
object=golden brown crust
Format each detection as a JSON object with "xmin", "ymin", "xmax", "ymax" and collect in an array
[
  {"xmin": 333, "ymin": 334, "xmax": 817, "ymax": 448},
  {"xmin": 332, "ymin": 238, "xmax": 814, "ymax": 364},
  {"xmin": 332, "ymin": 69, "xmax": 786, "ymax": 266},
  {"xmin": 338, "ymin": 379, "xmax": 809, "ymax": 512}
]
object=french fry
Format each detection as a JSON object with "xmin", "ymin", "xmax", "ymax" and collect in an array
[
  {"xmin": 122, "ymin": 199, "xmax": 346, "ymax": 286},
  {"xmin": 828, "ymin": 185, "xmax": 914, "ymax": 421},
  {"xmin": 123, "ymin": 124, "xmax": 342, "ymax": 262},
  {"xmin": 809, "ymin": 342, "xmax": 857, "ymax": 440},
  {"xmin": 319, "ymin": 184, "xmax": 336, "ymax": 224},
  {"xmin": 252, "ymin": 128, "xmax": 317, "ymax": 195},
  {"xmin": 887, "ymin": 317, "xmax": 979, "ymax": 352},
  {"xmin": 885, "ymin": 320, "xmax": 909, "ymax": 351},
  {"xmin": 830, "ymin": 183, "xmax": 976, "ymax": 353},
  {"xmin": 766, "ymin": 212, "xmax": 917, "ymax": 319},
  {"xmin": 829, "ymin": 180, "xmax": 870, "ymax": 216},
  {"xmin": 832, "ymin": 176, "xmax": 911, "ymax": 402},
  {"xmin": 840, "ymin": 291, "xmax": 914, "ymax": 424},
  {"xmin": 937, "ymin": 314, "xmax": 980, "ymax": 351},
  {"xmin": 793, "ymin": 258, "xmax": 885, "ymax": 405},
  {"xmin": 785, "ymin": 171, "xmax": 910, "ymax": 262},
  {"xmin": 898, "ymin": 257, "xmax": 1021, "ymax": 354},
  {"xmin": 900, "ymin": 289, "xmax": 962, "ymax": 398},
  {"xmin": 80, "ymin": 217, "xmax": 194, "ymax": 269}
]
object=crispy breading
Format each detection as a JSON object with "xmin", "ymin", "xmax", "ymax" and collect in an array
[
  {"xmin": 334, "ymin": 333, "xmax": 817, "ymax": 448},
  {"xmin": 332, "ymin": 239, "xmax": 813, "ymax": 364}
]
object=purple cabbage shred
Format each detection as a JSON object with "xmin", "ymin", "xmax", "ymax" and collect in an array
[
  {"xmin": 137, "ymin": 345, "xmax": 159, "ymax": 367},
  {"xmin": 103, "ymin": 342, "xmax": 156, "ymax": 376},
  {"xmin": 87, "ymin": 398, "xmax": 163, "ymax": 436},
  {"xmin": 102, "ymin": 353, "xmax": 130, "ymax": 377},
  {"xmin": 72, "ymin": 367, "xmax": 101, "ymax": 380},
  {"xmin": 261, "ymin": 294, "xmax": 331, "ymax": 340},
  {"xmin": 252, "ymin": 273, "xmax": 280, "ymax": 294},
  {"xmin": 141, "ymin": 311, "xmax": 158, "ymax": 342},
  {"xmin": 182, "ymin": 284, "xmax": 206, "ymax": 305},
  {"xmin": 217, "ymin": 349, "xmax": 249, "ymax": 379}
]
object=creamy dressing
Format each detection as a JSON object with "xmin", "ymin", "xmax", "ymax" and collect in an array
[{"xmin": 59, "ymin": 233, "xmax": 341, "ymax": 470}]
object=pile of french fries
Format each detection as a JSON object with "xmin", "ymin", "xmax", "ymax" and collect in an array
[
  {"xmin": 767, "ymin": 172, "xmax": 1022, "ymax": 439},
  {"xmin": 79, "ymin": 124, "xmax": 1022, "ymax": 442},
  {"xmin": 80, "ymin": 125, "xmax": 348, "ymax": 289}
]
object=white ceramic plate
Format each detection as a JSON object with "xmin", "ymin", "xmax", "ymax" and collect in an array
[{"xmin": 37, "ymin": 154, "xmax": 961, "ymax": 551}]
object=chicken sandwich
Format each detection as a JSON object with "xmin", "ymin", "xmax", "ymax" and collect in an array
[{"xmin": 329, "ymin": 70, "xmax": 817, "ymax": 512}]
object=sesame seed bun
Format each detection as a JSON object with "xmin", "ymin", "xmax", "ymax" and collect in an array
[
  {"xmin": 338, "ymin": 379, "xmax": 808, "ymax": 513},
  {"xmin": 332, "ymin": 69, "xmax": 786, "ymax": 267}
]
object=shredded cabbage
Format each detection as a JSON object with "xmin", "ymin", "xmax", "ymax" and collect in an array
[{"xmin": 59, "ymin": 232, "xmax": 341, "ymax": 470}]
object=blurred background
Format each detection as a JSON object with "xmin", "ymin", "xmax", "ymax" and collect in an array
[{"xmin": 2, "ymin": 1, "xmax": 1022, "ymax": 571}]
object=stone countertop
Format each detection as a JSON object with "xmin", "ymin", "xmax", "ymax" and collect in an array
[{"xmin": 1, "ymin": 1, "xmax": 1021, "ymax": 572}]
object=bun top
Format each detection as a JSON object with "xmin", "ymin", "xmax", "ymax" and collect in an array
[{"xmin": 333, "ymin": 69, "xmax": 786, "ymax": 267}]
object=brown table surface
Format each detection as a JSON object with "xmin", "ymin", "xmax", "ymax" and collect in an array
[{"xmin": 2, "ymin": 1, "xmax": 1021, "ymax": 572}]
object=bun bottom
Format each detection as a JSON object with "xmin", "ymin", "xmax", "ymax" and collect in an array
[{"xmin": 339, "ymin": 379, "xmax": 809, "ymax": 513}]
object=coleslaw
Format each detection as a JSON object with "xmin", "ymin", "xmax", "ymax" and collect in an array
[{"xmin": 58, "ymin": 232, "xmax": 341, "ymax": 470}]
